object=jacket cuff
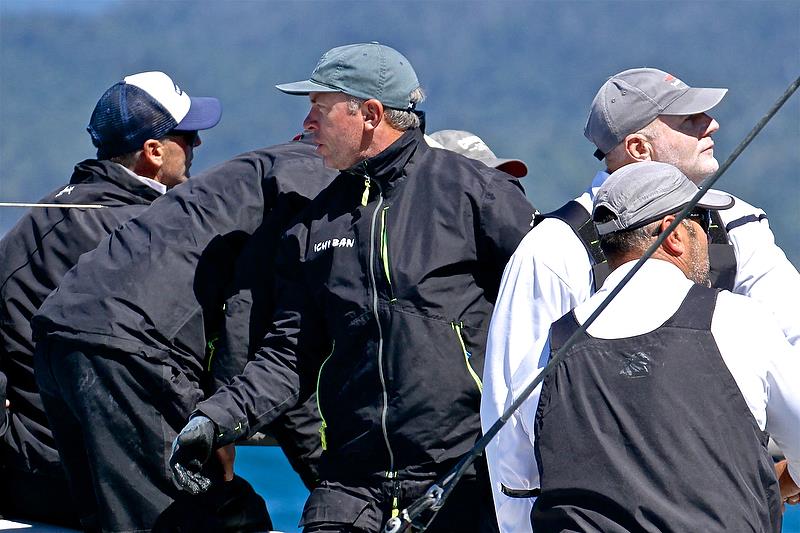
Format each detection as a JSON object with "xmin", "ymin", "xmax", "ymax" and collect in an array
[{"xmin": 193, "ymin": 401, "xmax": 248, "ymax": 447}]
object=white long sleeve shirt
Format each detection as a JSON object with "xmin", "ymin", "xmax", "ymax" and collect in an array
[{"xmin": 481, "ymin": 171, "xmax": 800, "ymax": 533}]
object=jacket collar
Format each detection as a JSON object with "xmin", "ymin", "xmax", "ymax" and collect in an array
[
  {"xmin": 343, "ymin": 128, "xmax": 424, "ymax": 187},
  {"xmin": 70, "ymin": 159, "xmax": 163, "ymax": 202}
]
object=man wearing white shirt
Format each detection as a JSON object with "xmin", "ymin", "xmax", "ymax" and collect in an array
[
  {"xmin": 526, "ymin": 162, "xmax": 799, "ymax": 531},
  {"xmin": 481, "ymin": 68, "xmax": 800, "ymax": 532}
]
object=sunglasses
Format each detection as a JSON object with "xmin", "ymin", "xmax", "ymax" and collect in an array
[
  {"xmin": 164, "ymin": 130, "xmax": 199, "ymax": 146},
  {"xmin": 686, "ymin": 208, "xmax": 712, "ymax": 234}
]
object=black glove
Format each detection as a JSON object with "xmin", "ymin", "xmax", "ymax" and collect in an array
[{"xmin": 169, "ymin": 415, "xmax": 216, "ymax": 494}]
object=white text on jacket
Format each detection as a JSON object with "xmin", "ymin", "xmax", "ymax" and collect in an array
[{"xmin": 313, "ymin": 238, "xmax": 355, "ymax": 253}]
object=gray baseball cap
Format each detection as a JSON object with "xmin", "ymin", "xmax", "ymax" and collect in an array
[
  {"xmin": 584, "ymin": 68, "xmax": 728, "ymax": 160},
  {"xmin": 428, "ymin": 129, "xmax": 528, "ymax": 178},
  {"xmin": 592, "ymin": 161, "xmax": 733, "ymax": 235},
  {"xmin": 275, "ymin": 42, "xmax": 420, "ymax": 111}
]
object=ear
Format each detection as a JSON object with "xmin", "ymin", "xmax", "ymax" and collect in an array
[
  {"xmin": 132, "ymin": 139, "xmax": 164, "ymax": 178},
  {"xmin": 623, "ymin": 133, "xmax": 655, "ymax": 162},
  {"xmin": 658, "ymin": 215, "xmax": 688, "ymax": 257},
  {"xmin": 362, "ymin": 99, "xmax": 384, "ymax": 131}
]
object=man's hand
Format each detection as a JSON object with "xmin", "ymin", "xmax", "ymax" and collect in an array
[
  {"xmin": 216, "ymin": 443, "xmax": 236, "ymax": 482},
  {"xmin": 776, "ymin": 459, "xmax": 800, "ymax": 507},
  {"xmin": 169, "ymin": 416, "xmax": 216, "ymax": 494}
]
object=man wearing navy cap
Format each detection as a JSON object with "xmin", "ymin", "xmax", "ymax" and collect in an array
[
  {"xmin": 0, "ymin": 71, "xmax": 220, "ymax": 529},
  {"xmin": 171, "ymin": 42, "xmax": 535, "ymax": 532}
]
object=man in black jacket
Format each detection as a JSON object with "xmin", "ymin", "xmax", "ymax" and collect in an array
[
  {"xmin": 171, "ymin": 42, "xmax": 536, "ymax": 532},
  {"xmin": 0, "ymin": 71, "xmax": 220, "ymax": 527},
  {"xmin": 32, "ymin": 135, "xmax": 337, "ymax": 531}
]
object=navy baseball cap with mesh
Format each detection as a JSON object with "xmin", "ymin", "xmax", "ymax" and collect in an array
[{"xmin": 88, "ymin": 71, "xmax": 221, "ymax": 160}]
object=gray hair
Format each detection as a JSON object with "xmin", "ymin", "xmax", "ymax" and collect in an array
[{"xmin": 347, "ymin": 87, "xmax": 425, "ymax": 131}]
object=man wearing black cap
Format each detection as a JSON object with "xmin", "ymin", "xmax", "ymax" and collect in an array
[
  {"xmin": 0, "ymin": 71, "xmax": 220, "ymax": 527},
  {"xmin": 519, "ymin": 161, "xmax": 800, "ymax": 531},
  {"xmin": 171, "ymin": 42, "xmax": 535, "ymax": 532},
  {"xmin": 481, "ymin": 68, "xmax": 800, "ymax": 532}
]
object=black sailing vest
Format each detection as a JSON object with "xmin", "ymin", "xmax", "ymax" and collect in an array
[
  {"xmin": 532, "ymin": 285, "xmax": 782, "ymax": 532},
  {"xmin": 535, "ymin": 202, "xmax": 737, "ymax": 291}
]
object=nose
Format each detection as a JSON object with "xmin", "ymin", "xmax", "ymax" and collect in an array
[
  {"xmin": 702, "ymin": 113, "xmax": 719, "ymax": 137},
  {"xmin": 303, "ymin": 110, "xmax": 317, "ymax": 133},
  {"xmin": 193, "ymin": 134, "xmax": 202, "ymax": 148}
]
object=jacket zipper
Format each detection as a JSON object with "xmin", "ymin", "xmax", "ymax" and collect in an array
[
  {"xmin": 361, "ymin": 176, "xmax": 371, "ymax": 207},
  {"xmin": 316, "ymin": 341, "xmax": 335, "ymax": 451},
  {"xmin": 452, "ymin": 321, "xmax": 483, "ymax": 393},
  {"xmin": 380, "ymin": 205, "xmax": 396, "ymax": 302},
  {"xmin": 366, "ymin": 177, "xmax": 396, "ymax": 475}
]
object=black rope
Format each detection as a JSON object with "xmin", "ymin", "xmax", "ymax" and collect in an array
[{"xmin": 384, "ymin": 74, "xmax": 800, "ymax": 533}]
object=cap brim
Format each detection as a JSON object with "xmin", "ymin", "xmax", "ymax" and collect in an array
[
  {"xmin": 663, "ymin": 87, "xmax": 728, "ymax": 116},
  {"xmin": 174, "ymin": 96, "xmax": 222, "ymax": 131},
  {"xmin": 493, "ymin": 158, "xmax": 528, "ymax": 179},
  {"xmin": 696, "ymin": 189, "xmax": 734, "ymax": 211},
  {"xmin": 275, "ymin": 79, "xmax": 342, "ymax": 95}
]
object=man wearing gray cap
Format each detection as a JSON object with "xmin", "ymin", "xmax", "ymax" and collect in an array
[
  {"xmin": 515, "ymin": 161, "xmax": 800, "ymax": 532},
  {"xmin": 0, "ymin": 71, "xmax": 220, "ymax": 528},
  {"xmin": 170, "ymin": 42, "xmax": 535, "ymax": 532},
  {"xmin": 481, "ymin": 67, "xmax": 800, "ymax": 532}
]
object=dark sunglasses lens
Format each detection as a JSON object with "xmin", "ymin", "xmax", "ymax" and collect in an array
[
  {"xmin": 690, "ymin": 209, "xmax": 711, "ymax": 233},
  {"xmin": 167, "ymin": 131, "xmax": 198, "ymax": 145}
]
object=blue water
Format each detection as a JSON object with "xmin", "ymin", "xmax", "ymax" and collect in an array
[{"xmin": 238, "ymin": 447, "xmax": 800, "ymax": 532}]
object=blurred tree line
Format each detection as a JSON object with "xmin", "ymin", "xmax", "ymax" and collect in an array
[{"xmin": 1, "ymin": 0, "xmax": 798, "ymax": 266}]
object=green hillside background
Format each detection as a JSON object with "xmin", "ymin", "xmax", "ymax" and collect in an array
[{"xmin": 1, "ymin": 0, "xmax": 798, "ymax": 267}]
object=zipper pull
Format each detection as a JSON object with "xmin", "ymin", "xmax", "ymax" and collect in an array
[
  {"xmin": 388, "ymin": 471, "xmax": 400, "ymax": 518},
  {"xmin": 361, "ymin": 176, "xmax": 371, "ymax": 207},
  {"xmin": 319, "ymin": 421, "xmax": 328, "ymax": 451}
]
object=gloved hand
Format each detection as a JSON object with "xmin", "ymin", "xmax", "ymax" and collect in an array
[{"xmin": 170, "ymin": 415, "xmax": 217, "ymax": 494}]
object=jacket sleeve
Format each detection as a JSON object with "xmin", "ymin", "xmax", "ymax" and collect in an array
[
  {"xmin": 476, "ymin": 173, "xmax": 536, "ymax": 296},
  {"xmin": 209, "ymin": 232, "xmax": 271, "ymax": 391},
  {"xmin": 211, "ymin": 229, "xmax": 324, "ymax": 488},
  {"xmin": 195, "ymin": 228, "xmax": 328, "ymax": 446}
]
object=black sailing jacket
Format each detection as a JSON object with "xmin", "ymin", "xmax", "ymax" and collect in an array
[
  {"xmin": 0, "ymin": 160, "xmax": 160, "ymax": 475},
  {"xmin": 198, "ymin": 128, "xmax": 536, "ymax": 481},
  {"xmin": 32, "ymin": 142, "xmax": 337, "ymax": 484}
]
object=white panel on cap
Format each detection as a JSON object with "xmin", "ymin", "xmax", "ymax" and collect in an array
[{"xmin": 123, "ymin": 71, "xmax": 191, "ymax": 123}]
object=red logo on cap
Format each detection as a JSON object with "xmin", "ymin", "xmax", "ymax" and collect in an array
[{"xmin": 664, "ymin": 74, "xmax": 675, "ymax": 82}]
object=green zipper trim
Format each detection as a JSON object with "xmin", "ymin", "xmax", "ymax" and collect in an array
[
  {"xmin": 380, "ymin": 205, "xmax": 395, "ymax": 299},
  {"xmin": 205, "ymin": 336, "xmax": 219, "ymax": 372},
  {"xmin": 316, "ymin": 341, "xmax": 335, "ymax": 451},
  {"xmin": 452, "ymin": 322, "xmax": 483, "ymax": 393}
]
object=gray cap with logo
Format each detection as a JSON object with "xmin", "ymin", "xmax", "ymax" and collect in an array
[
  {"xmin": 592, "ymin": 161, "xmax": 734, "ymax": 235},
  {"xmin": 584, "ymin": 68, "xmax": 728, "ymax": 160},
  {"xmin": 428, "ymin": 129, "xmax": 528, "ymax": 178},
  {"xmin": 276, "ymin": 42, "xmax": 420, "ymax": 111}
]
